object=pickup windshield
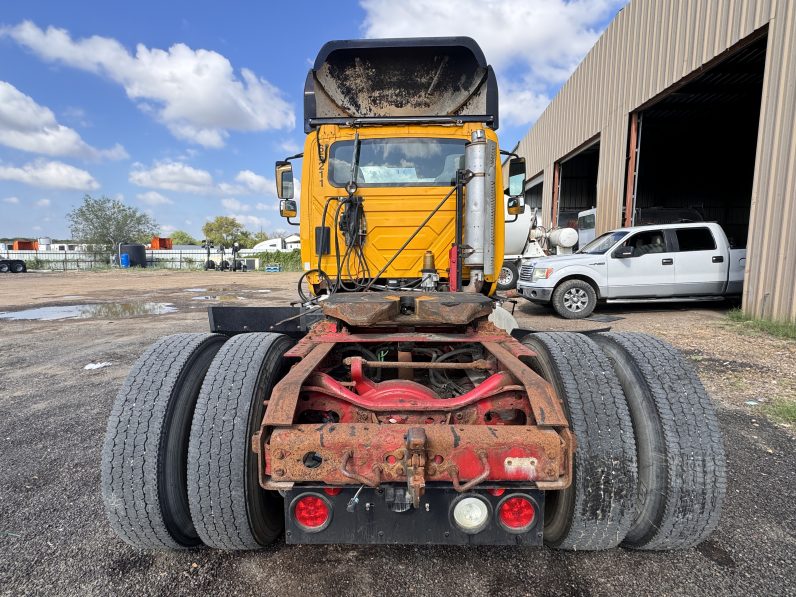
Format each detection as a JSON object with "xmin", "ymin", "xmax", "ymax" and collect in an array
[
  {"xmin": 329, "ymin": 138, "xmax": 467, "ymax": 187},
  {"xmin": 577, "ymin": 231, "xmax": 629, "ymax": 254}
]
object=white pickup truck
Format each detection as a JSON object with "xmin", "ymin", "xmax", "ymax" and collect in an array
[{"xmin": 516, "ymin": 222, "xmax": 746, "ymax": 319}]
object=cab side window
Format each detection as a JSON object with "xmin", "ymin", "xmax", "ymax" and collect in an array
[
  {"xmin": 617, "ymin": 230, "xmax": 667, "ymax": 257},
  {"xmin": 675, "ymin": 227, "xmax": 716, "ymax": 251}
]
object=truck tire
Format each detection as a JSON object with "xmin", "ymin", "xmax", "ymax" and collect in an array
[
  {"xmin": 101, "ymin": 333, "xmax": 226, "ymax": 549},
  {"xmin": 497, "ymin": 261, "xmax": 519, "ymax": 290},
  {"xmin": 0, "ymin": 262, "xmax": 9, "ymax": 273},
  {"xmin": 593, "ymin": 332, "xmax": 726, "ymax": 550},
  {"xmin": 187, "ymin": 332, "xmax": 295, "ymax": 549},
  {"xmin": 522, "ymin": 332, "xmax": 637, "ymax": 550},
  {"xmin": 551, "ymin": 279, "xmax": 597, "ymax": 319},
  {"xmin": 11, "ymin": 261, "xmax": 26, "ymax": 273}
]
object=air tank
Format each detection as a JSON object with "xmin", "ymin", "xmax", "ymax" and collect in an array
[{"xmin": 548, "ymin": 228, "xmax": 579, "ymax": 254}]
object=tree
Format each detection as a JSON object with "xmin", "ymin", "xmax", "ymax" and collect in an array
[
  {"xmin": 202, "ymin": 216, "xmax": 247, "ymax": 247},
  {"xmin": 67, "ymin": 195, "xmax": 158, "ymax": 248},
  {"xmin": 252, "ymin": 231, "xmax": 270, "ymax": 244},
  {"xmin": 169, "ymin": 230, "xmax": 199, "ymax": 245}
]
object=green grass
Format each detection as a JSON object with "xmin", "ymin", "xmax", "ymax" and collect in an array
[
  {"xmin": 763, "ymin": 397, "xmax": 796, "ymax": 425},
  {"xmin": 252, "ymin": 249, "xmax": 302, "ymax": 272},
  {"xmin": 726, "ymin": 308, "xmax": 796, "ymax": 340}
]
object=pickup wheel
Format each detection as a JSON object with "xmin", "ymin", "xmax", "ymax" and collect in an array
[
  {"xmin": 497, "ymin": 261, "xmax": 519, "ymax": 290},
  {"xmin": 100, "ymin": 333, "xmax": 226, "ymax": 549},
  {"xmin": 593, "ymin": 332, "xmax": 726, "ymax": 550},
  {"xmin": 551, "ymin": 279, "xmax": 597, "ymax": 319},
  {"xmin": 187, "ymin": 332, "xmax": 295, "ymax": 550},
  {"xmin": 522, "ymin": 332, "xmax": 637, "ymax": 550}
]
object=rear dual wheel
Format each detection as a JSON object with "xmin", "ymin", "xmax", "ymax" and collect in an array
[
  {"xmin": 527, "ymin": 331, "xmax": 726, "ymax": 551},
  {"xmin": 523, "ymin": 332, "xmax": 637, "ymax": 550},
  {"xmin": 101, "ymin": 333, "xmax": 225, "ymax": 549},
  {"xmin": 187, "ymin": 332, "xmax": 295, "ymax": 550},
  {"xmin": 593, "ymin": 332, "xmax": 726, "ymax": 550}
]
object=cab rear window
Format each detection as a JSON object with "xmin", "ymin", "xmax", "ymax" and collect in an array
[{"xmin": 675, "ymin": 228, "xmax": 716, "ymax": 251}]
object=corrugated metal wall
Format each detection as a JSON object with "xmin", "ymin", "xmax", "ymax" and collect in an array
[{"xmin": 515, "ymin": 0, "xmax": 795, "ymax": 322}]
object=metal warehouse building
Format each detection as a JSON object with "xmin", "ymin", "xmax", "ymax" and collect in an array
[{"xmin": 515, "ymin": 0, "xmax": 796, "ymax": 322}]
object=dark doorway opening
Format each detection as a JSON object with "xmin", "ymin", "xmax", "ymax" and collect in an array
[
  {"xmin": 556, "ymin": 141, "xmax": 600, "ymax": 228},
  {"xmin": 631, "ymin": 32, "xmax": 767, "ymax": 248}
]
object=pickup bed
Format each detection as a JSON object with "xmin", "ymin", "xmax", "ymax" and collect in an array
[{"xmin": 517, "ymin": 222, "xmax": 746, "ymax": 319}]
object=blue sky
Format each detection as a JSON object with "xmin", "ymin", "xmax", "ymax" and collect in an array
[{"xmin": 0, "ymin": 0, "xmax": 624, "ymax": 240}]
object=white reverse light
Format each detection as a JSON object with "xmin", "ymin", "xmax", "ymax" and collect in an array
[{"xmin": 452, "ymin": 496, "xmax": 490, "ymax": 534}]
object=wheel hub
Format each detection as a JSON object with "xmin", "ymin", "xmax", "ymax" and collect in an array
[{"xmin": 563, "ymin": 288, "xmax": 588, "ymax": 312}]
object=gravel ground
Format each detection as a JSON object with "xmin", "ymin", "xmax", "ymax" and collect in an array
[{"xmin": 0, "ymin": 270, "xmax": 794, "ymax": 596}]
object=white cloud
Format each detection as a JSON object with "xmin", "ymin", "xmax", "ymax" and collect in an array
[
  {"xmin": 35, "ymin": 198, "xmax": 50, "ymax": 207},
  {"xmin": 235, "ymin": 169, "xmax": 273, "ymax": 194},
  {"xmin": 2, "ymin": 21, "xmax": 296, "ymax": 147},
  {"xmin": 137, "ymin": 190, "xmax": 173, "ymax": 205},
  {"xmin": 256, "ymin": 202, "xmax": 279, "ymax": 211},
  {"xmin": 230, "ymin": 213, "xmax": 272, "ymax": 229},
  {"xmin": 130, "ymin": 160, "xmax": 279, "ymax": 199},
  {"xmin": 360, "ymin": 0, "xmax": 623, "ymax": 126},
  {"xmin": 0, "ymin": 81, "xmax": 127, "ymax": 160},
  {"xmin": 160, "ymin": 224, "xmax": 177, "ymax": 233},
  {"xmin": 3, "ymin": 196, "xmax": 20, "ymax": 204},
  {"xmin": 129, "ymin": 160, "xmax": 214, "ymax": 194},
  {"xmin": 221, "ymin": 197, "xmax": 250, "ymax": 212},
  {"xmin": 0, "ymin": 159, "xmax": 99, "ymax": 190}
]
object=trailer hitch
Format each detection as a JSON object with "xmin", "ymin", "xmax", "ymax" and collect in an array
[{"xmin": 404, "ymin": 427, "xmax": 427, "ymax": 508}]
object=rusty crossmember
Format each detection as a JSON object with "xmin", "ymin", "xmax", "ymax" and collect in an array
[{"xmin": 262, "ymin": 423, "xmax": 572, "ymax": 492}]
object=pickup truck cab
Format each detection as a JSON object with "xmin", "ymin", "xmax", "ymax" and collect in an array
[{"xmin": 517, "ymin": 222, "xmax": 746, "ymax": 319}]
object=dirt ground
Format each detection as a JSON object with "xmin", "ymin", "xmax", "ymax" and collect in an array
[{"xmin": 1, "ymin": 270, "xmax": 794, "ymax": 596}]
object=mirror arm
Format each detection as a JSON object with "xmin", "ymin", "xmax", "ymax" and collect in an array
[
  {"xmin": 500, "ymin": 149, "xmax": 520, "ymax": 159},
  {"xmin": 286, "ymin": 217, "xmax": 300, "ymax": 227},
  {"xmin": 506, "ymin": 214, "xmax": 519, "ymax": 223},
  {"xmin": 284, "ymin": 152, "xmax": 304, "ymax": 162}
]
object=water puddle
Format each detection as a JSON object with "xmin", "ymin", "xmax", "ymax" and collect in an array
[
  {"xmin": 0, "ymin": 302, "xmax": 178, "ymax": 321},
  {"xmin": 191, "ymin": 295, "xmax": 242, "ymax": 302}
]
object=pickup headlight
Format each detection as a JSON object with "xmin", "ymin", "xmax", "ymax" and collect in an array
[{"xmin": 531, "ymin": 267, "xmax": 553, "ymax": 281}]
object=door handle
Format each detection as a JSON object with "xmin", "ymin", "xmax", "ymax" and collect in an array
[
  {"xmin": 662, "ymin": 258, "xmax": 673, "ymax": 265},
  {"xmin": 712, "ymin": 256, "xmax": 724, "ymax": 263}
]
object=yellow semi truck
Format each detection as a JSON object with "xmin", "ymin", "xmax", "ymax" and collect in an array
[{"xmin": 102, "ymin": 37, "xmax": 725, "ymax": 551}]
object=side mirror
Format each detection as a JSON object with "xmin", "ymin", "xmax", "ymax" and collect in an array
[
  {"xmin": 280, "ymin": 199, "xmax": 297, "ymax": 218},
  {"xmin": 275, "ymin": 161, "xmax": 294, "ymax": 199},
  {"xmin": 507, "ymin": 196, "xmax": 525, "ymax": 216},
  {"xmin": 505, "ymin": 157, "xmax": 526, "ymax": 197},
  {"xmin": 614, "ymin": 245, "xmax": 634, "ymax": 259}
]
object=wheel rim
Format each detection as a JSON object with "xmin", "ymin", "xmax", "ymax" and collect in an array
[
  {"xmin": 498, "ymin": 267, "xmax": 513, "ymax": 286},
  {"xmin": 562, "ymin": 288, "xmax": 589, "ymax": 312}
]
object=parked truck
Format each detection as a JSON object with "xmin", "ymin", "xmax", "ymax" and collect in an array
[
  {"xmin": 0, "ymin": 258, "xmax": 27, "ymax": 273},
  {"xmin": 518, "ymin": 222, "xmax": 745, "ymax": 318},
  {"xmin": 102, "ymin": 38, "xmax": 725, "ymax": 551}
]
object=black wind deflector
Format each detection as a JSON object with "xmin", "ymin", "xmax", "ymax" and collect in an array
[{"xmin": 304, "ymin": 37, "xmax": 499, "ymax": 132}]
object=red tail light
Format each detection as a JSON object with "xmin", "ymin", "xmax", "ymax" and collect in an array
[
  {"xmin": 487, "ymin": 488, "xmax": 506, "ymax": 497},
  {"xmin": 498, "ymin": 495, "xmax": 536, "ymax": 532},
  {"xmin": 323, "ymin": 487, "xmax": 342, "ymax": 496},
  {"xmin": 293, "ymin": 494, "xmax": 331, "ymax": 531}
]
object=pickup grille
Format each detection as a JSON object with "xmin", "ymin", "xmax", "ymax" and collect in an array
[{"xmin": 519, "ymin": 265, "xmax": 534, "ymax": 282}]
